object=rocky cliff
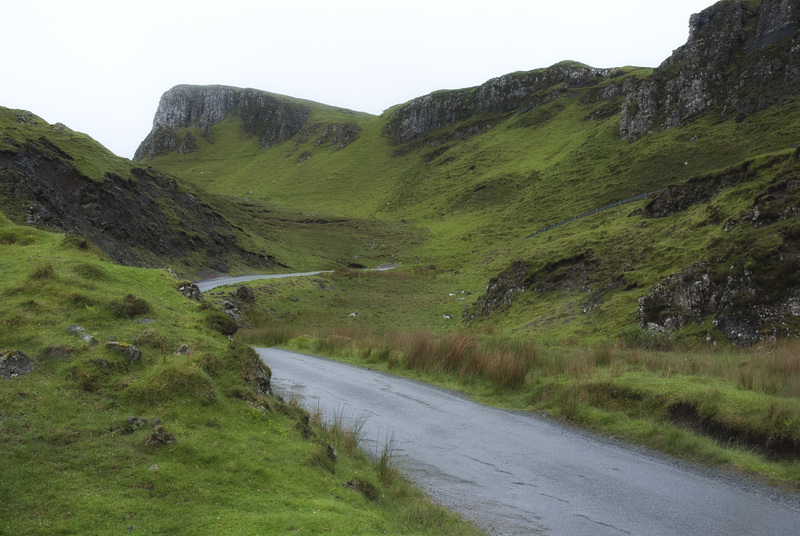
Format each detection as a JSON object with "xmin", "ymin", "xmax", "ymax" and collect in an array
[
  {"xmin": 0, "ymin": 110, "xmax": 276, "ymax": 274},
  {"xmin": 384, "ymin": 0, "xmax": 800, "ymax": 145},
  {"xmin": 384, "ymin": 62, "xmax": 614, "ymax": 145},
  {"xmin": 620, "ymin": 0, "xmax": 800, "ymax": 139},
  {"xmin": 134, "ymin": 85, "xmax": 312, "ymax": 160}
]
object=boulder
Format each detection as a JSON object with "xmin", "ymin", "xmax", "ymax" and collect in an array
[
  {"xmin": 106, "ymin": 341, "xmax": 142, "ymax": 364},
  {"xmin": 178, "ymin": 282, "xmax": 204, "ymax": 301},
  {"xmin": 67, "ymin": 324, "xmax": 98, "ymax": 345},
  {"xmin": 173, "ymin": 344, "xmax": 192, "ymax": 356},
  {"xmin": 236, "ymin": 285, "xmax": 256, "ymax": 303},
  {"xmin": 0, "ymin": 350, "xmax": 34, "ymax": 379},
  {"xmin": 145, "ymin": 425, "xmax": 176, "ymax": 447}
]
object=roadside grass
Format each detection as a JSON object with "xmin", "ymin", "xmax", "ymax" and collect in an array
[
  {"xmin": 241, "ymin": 322, "xmax": 800, "ymax": 489},
  {"xmin": 0, "ymin": 216, "xmax": 482, "ymax": 536}
]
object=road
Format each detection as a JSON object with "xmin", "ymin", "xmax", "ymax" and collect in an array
[
  {"xmin": 194, "ymin": 271, "xmax": 333, "ymax": 292},
  {"xmin": 255, "ymin": 347, "xmax": 800, "ymax": 536},
  {"xmin": 194, "ymin": 265, "xmax": 398, "ymax": 292}
]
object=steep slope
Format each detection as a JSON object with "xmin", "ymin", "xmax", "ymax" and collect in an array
[
  {"xmin": 137, "ymin": 0, "xmax": 800, "ymax": 344},
  {"xmin": 0, "ymin": 108, "xmax": 277, "ymax": 275}
]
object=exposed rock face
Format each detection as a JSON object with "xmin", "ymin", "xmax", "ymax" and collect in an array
[
  {"xmin": 642, "ymin": 161, "xmax": 756, "ymax": 219},
  {"xmin": 0, "ymin": 350, "xmax": 34, "ymax": 379},
  {"xmin": 637, "ymin": 261, "xmax": 800, "ymax": 346},
  {"xmin": 314, "ymin": 123, "xmax": 361, "ymax": 150},
  {"xmin": 464, "ymin": 254, "xmax": 597, "ymax": 320},
  {"xmin": 134, "ymin": 85, "xmax": 311, "ymax": 160},
  {"xmin": 385, "ymin": 62, "xmax": 613, "ymax": 144},
  {"xmin": 0, "ymin": 133, "xmax": 277, "ymax": 271},
  {"xmin": 620, "ymin": 0, "xmax": 800, "ymax": 140},
  {"xmin": 106, "ymin": 341, "xmax": 142, "ymax": 364}
]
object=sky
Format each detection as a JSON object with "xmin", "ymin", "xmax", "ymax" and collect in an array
[{"xmin": 4, "ymin": 0, "xmax": 715, "ymax": 159}]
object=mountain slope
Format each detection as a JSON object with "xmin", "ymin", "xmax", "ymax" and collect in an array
[{"xmin": 135, "ymin": 0, "xmax": 800, "ymax": 344}]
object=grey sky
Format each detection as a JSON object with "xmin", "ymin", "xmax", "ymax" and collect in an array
[{"xmin": 4, "ymin": 0, "xmax": 714, "ymax": 158}]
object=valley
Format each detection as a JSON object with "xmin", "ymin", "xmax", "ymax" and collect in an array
[{"xmin": 2, "ymin": 0, "xmax": 800, "ymax": 534}]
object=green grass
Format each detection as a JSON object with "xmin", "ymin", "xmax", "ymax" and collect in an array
[
  {"xmin": 0, "ymin": 216, "xmax": 481, "ymax": 535},
  {"xmin": 240, "ymin": 323, "xmax": 800, "ymax": 489}
]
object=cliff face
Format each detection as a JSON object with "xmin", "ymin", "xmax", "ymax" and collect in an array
[
  {"xmin": 134, "ymin": 85, "xmax": 311, "ymax": 161},
  {"xmin": 384, "ymin": 63, "xmax": 614, "ymax": 145},
  {"xmin": 620, "ymin": 0, "xmax": 800, "ymax": 139},
  {"xmin": 0, "ymin": 111, "xmax": 276, "ymax": 274},
  {"xmin": 383, "ymin": 0, "xmax": 800, "ymax": 145}
]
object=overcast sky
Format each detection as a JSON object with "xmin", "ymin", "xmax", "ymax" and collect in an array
[{"xmin": 4, "ymin": 0, "xmax": 715, "ymax": 159}]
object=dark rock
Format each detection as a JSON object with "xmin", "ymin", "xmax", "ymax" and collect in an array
[
  {"xmin": 236, "ymin": 285, "xmax": 256, "ymax": 303},
  {"xmin": 40, "ymin": 344, "xmax": 74, "ymax": 360},
  {"xmin": 145, "ymin": 425, "xmax": 176, "ymax": 447},
  {"xmin": 385, "ymin": 62, "xmax": 612, "ymax": 144},
  {"xmin": 123, "ymin": 416, "xmax": 148, "ymax": 434},
  {"xmin": 637, "ymin": 260, "xmax": 800, "ymax": 346},
  {"xmin": 620, "ymin": 0, "xmax": 800, "ymax": 140},
  {"xmin": 344, "ymin": 480, "xmax": 379, "ymax": 501},
  {"xmin": 105, "ymin": 341, "xmax": 142, "ymax": 364},
  {"xmin": 0, "ymin": 142, "xmax": 280, "ymax": 272},
  {"xmin": 134, "ymin": 85, "xmax": 310, "ymax": 160},
  {"xmin": 255, "ymin": 360, "xmax": 271, "ymax": 396},
  {"xmin": 178, "ymin": 282, "xmax": 204, "ymax": 301},
  {"xmin": 178, "ymin": 131, "xmax": 198, "ymax": 154},
  {"xmin": 0, "ymin": 350, "xmax": 34, "ymax": 379}
]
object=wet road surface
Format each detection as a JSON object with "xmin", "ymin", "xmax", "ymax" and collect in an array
[{"xmin": 256, "ymin": 347, "xmax": 800, "ymax": 536}]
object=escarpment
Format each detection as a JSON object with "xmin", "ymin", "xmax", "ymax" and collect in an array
[
  {"xmin": 134, "ymin": 85, "xmax": 312, "ymax": 160},
  {"xmin": 620, "ymin": 0, "xmax": 800, "ymax": 140}
]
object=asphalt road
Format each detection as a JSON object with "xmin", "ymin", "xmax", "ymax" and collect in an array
[{"xmin": 256, "ymin": 347, "xmax": 800, "ymax": 536}]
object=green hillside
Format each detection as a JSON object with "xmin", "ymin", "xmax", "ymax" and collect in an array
[
  {"xmin": 0, "ymin": 213, "xmax": 478, "ymax": 535},
  {"xmin": 3, "ymin": 0, "xmax": 800, "ymax": 531}
]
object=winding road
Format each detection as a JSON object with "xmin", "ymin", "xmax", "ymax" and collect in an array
[
  {"xmin": 256, "ymin": 347, "xmax": 800, "ymax": 536},
  {"xmin": 198, "ymin": 273, "xmax": 800, "ymax": 534}
]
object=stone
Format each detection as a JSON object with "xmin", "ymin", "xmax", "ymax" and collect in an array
[
  {"xmin": 145, "ymin": 425, "xmax": 176, "ymax": 447},
  {"xmin": 106, "ymin": 341, "xmax": 142, "ymax": 364},
  {"xmin": 236, "ymin": 285, "xmax": 256, "ymax": 303},
  {"xmin": 67, "ymin": 324, "xmax": 98, "ymax": 345},
  {"xmin": 0, "ymin": 350, "xmax": 34, "ymax": 379},
  {"xmin": 124, "ymin": 416, "xmax": 148, "ymax": 434},
  {"xmin": 177, "ymin": 282, "xmax": 204, "ymax": 301},
  {"xmin": 173, "ymin": 344, "xmax": 192, "ymax": 356},
  {"xmin": 255, "ymin": 360, "xmax": 271, "ymax": 396}
]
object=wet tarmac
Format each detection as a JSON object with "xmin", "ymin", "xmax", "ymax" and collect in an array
[{"xmin": 256, "ymin": 347, "xmax": 800, "ymax": 536}]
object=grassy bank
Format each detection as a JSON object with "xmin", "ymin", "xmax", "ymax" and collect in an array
[
  {"xmin": 0, "ymin": 215, "xmax": 481, "ymax": 535},
  {"xmin": 238, "ymin": 324, "xmax": 800, "ymax": 490}
]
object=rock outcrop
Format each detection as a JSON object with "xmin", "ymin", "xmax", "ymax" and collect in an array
[
  {"xmin": 637, "ymin": 260, "xmax": 800, "ymax": 346},
  {"xmin": 0, "ymin": 122, "xmax": 278, "ymax": 272},
  {"xmin": 134, "ymin": 85, "xmax": 311, "ymax": 160},
  {"xmin": 620, "ymin": 0, "xmax": 800, "ymax": 140},
  {"xmin": 0, "ymin": 350, "xmax": 34, "ymax": 379},
  {"xmin": 385, "ymin": 62, "xmax": 613, "ymax": 145}
]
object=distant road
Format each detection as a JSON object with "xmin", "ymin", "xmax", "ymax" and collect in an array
[
  {"xmin": 194, "ymin": 271, "xmax": 333, "ymax": 292},
  {"xmin": 256, "ymin": 347, "xmax": 800, "ymax": 536},
  {"xmin": 195, "ymin": 264, "xmax": 398, "ymax": 292}
]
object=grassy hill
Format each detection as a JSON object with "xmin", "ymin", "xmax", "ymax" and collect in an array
[
  {"xmin": 0, "ymin": 213, "xmax": 479, "ymax": 535},
  {"xmin": 3, "ymin": 0, "xmax": 800, "ymax": 530}
]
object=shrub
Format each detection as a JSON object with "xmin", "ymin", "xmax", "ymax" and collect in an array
[{"xmin": 108, "ymin": 294, "xmax": 151, "ymax": 319}]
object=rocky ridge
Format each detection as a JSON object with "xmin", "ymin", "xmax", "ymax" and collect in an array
[
  {"xmin": 620, "ymin": 0, "xmax": 800, "ymax": 139},
  {"xmin": 0, "ymin": 116, "xmax": 277, "ymax": 272},
  {"xmin": 134, "ymin": 85, "xmax": 312, "ymax": 160}
]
